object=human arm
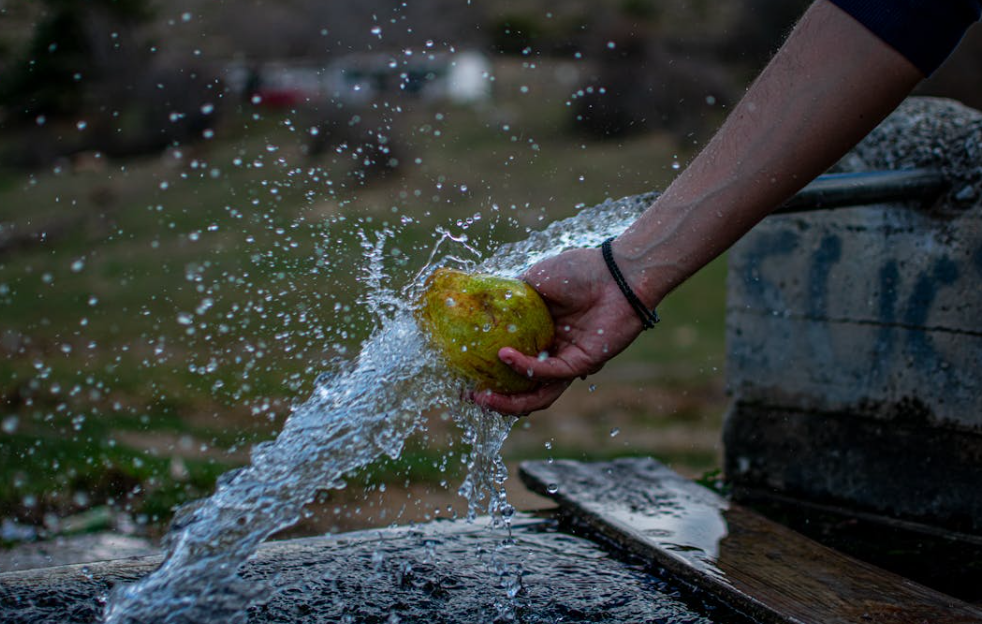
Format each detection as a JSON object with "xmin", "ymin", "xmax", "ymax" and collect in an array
[{"xmin": 473, "ymin": 0, "xmax": 927, "ymax": 415}]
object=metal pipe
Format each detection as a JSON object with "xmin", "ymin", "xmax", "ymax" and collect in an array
[{"xmin": 774, "ymin": 169, "xmax": 947, "ymax": 214}]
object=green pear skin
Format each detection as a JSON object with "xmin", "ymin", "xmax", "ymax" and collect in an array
[{"xmin": 417, "ymin": 268, "xmax": 555, "ymax": 394}]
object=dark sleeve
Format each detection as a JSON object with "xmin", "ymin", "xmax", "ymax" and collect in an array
[{"xmin": 828, "ymin": 0, "xmax": 982, "ymax": 75}]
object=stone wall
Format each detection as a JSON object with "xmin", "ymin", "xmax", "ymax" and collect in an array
[{"xmin": 723, "ymin": 97, "xmax": 982, "ymax": 534}]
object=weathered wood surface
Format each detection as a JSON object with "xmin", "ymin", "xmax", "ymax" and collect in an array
[{"xmin": 520, "ymin": 457, "xmax": 982, "ymax": 624}]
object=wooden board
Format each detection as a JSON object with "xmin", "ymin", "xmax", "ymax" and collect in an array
[{"xmin": 519, "ymin": 457, "xmax": 982, "ymax": 624}]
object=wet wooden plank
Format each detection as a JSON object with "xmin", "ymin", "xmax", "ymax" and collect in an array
[{"xmin": 519, "ymin": 457, "xmax": 982, "ymax": 624}]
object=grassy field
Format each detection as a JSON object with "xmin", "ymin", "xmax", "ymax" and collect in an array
[{"xmin": 0, "ymin": 58, "xmax": 728, "ymax": 540}]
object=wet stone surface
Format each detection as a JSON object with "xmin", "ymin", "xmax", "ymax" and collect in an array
[
  {"xmin": 0, "ymin": 534, "xmax": 157, "ymax": 573},
  {"xmin": 0, "ymin": 516, "xmax": 718, "ymax": 624}
]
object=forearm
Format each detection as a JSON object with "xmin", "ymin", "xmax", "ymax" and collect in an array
[{"xmin": 616, "ymin": 0, "xmax": 924, "ymax": 305}]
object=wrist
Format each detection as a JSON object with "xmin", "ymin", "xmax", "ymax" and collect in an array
[
  {"xmin": 601, "ymin": 238, "xmax": 661, "ymax": 330},
  {"xmin": 608, "ymin": 236, "xmax": 673, "ymax": 311}
]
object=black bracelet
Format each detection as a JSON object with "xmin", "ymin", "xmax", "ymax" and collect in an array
[{"xmin": 600, "ymin": 237, "xmax": 660, "ymax": 330}]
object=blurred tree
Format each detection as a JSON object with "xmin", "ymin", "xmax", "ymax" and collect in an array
[
  {"xmin": 0, "ymin": 0, "xmax": 227, "ymax": 168},
  {"xmin": 1, "ymin": 0, "xmax": 153, "ymax": 122},
  {"xmin": 571, "ymin": 18, "xmax": 735, "ymax": 141},
  {"xmin": 619, "ymin": 0, "xmax": 660, "ymax": 21},
  {"xmin": 489, "ymin": 14, "xmax": 543, "ymax": 55}
]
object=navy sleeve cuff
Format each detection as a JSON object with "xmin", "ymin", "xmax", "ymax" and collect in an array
[{"xmin": 829, "ymin": 0, "xmax": 981, "ymax": 75}]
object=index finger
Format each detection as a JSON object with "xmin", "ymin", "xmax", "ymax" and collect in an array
[
  {"xmin": 498, "ymin": 347, "xmax": 585, "ymax": 382},
  {"xmin": 472, "ymin": 381, "xmax": 570, "ymax": 415}
]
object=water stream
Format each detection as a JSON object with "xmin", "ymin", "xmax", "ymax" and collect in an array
[{"xmin": 103, "ymin": 192, "xmax": 659, "ymax": 623}]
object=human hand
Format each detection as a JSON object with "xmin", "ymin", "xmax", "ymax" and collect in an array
[{"xmin": 472, "ymin": 246, "xmax": 650, "ymax": 415}]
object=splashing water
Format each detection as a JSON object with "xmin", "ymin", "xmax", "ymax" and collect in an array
[{"xmin": 103, "ymin": 192, "xmax": 658, "ymax": 623}]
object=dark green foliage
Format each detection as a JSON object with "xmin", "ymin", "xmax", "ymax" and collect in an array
[
  {"xmin": 1, "ymin": 0, "xmax": 153, "ymax": 120},
  {"xmin": 619, "ymin": 0, "xmax": 660, "ymax": 21},
  {"xmin": 489, "ymin": 14, "xmax": 543, "ymax": 55}
]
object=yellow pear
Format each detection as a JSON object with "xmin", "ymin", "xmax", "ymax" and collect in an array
[{"xmin": 417, "ymin": 268, "xmax": 555, "ymax": 393}]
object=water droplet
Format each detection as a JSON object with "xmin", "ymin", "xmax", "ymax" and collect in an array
[
  {"xmin": 1, "ymin": 416, "xmax": 18, "ymax": 434},
  {"xmin": 70, "ymin": 258, "xmax": 85, "ymax": 273},
  {"xmin": 546, "ymin": 483, "xmax": 559, "ymax": 494},
  {"xmin": 609, "ymin": 427, "xmax": 620, "ymax": 437},
  {"xmin": 76, "ymin": 120, "xmax": 88, "ymax": 131}
]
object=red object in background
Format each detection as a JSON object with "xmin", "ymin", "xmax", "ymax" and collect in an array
[{"xmin": 257, "ymin": 88, "xmax": 305, "ymax": 108}]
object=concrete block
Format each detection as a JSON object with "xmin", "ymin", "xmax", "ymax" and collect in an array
[{"xmin": 724, "ymin": 97, "xmax": 982, "ymax": 532}]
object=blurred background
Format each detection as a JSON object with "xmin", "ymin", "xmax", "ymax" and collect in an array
[{"xmin": 1, "ymin": 0, "xmax": 980, "ymax": 551}]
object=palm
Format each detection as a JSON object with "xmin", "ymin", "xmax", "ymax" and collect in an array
[{"xmin": 473, "ymin": 248, "xmax": 644, "ymax": 414}]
